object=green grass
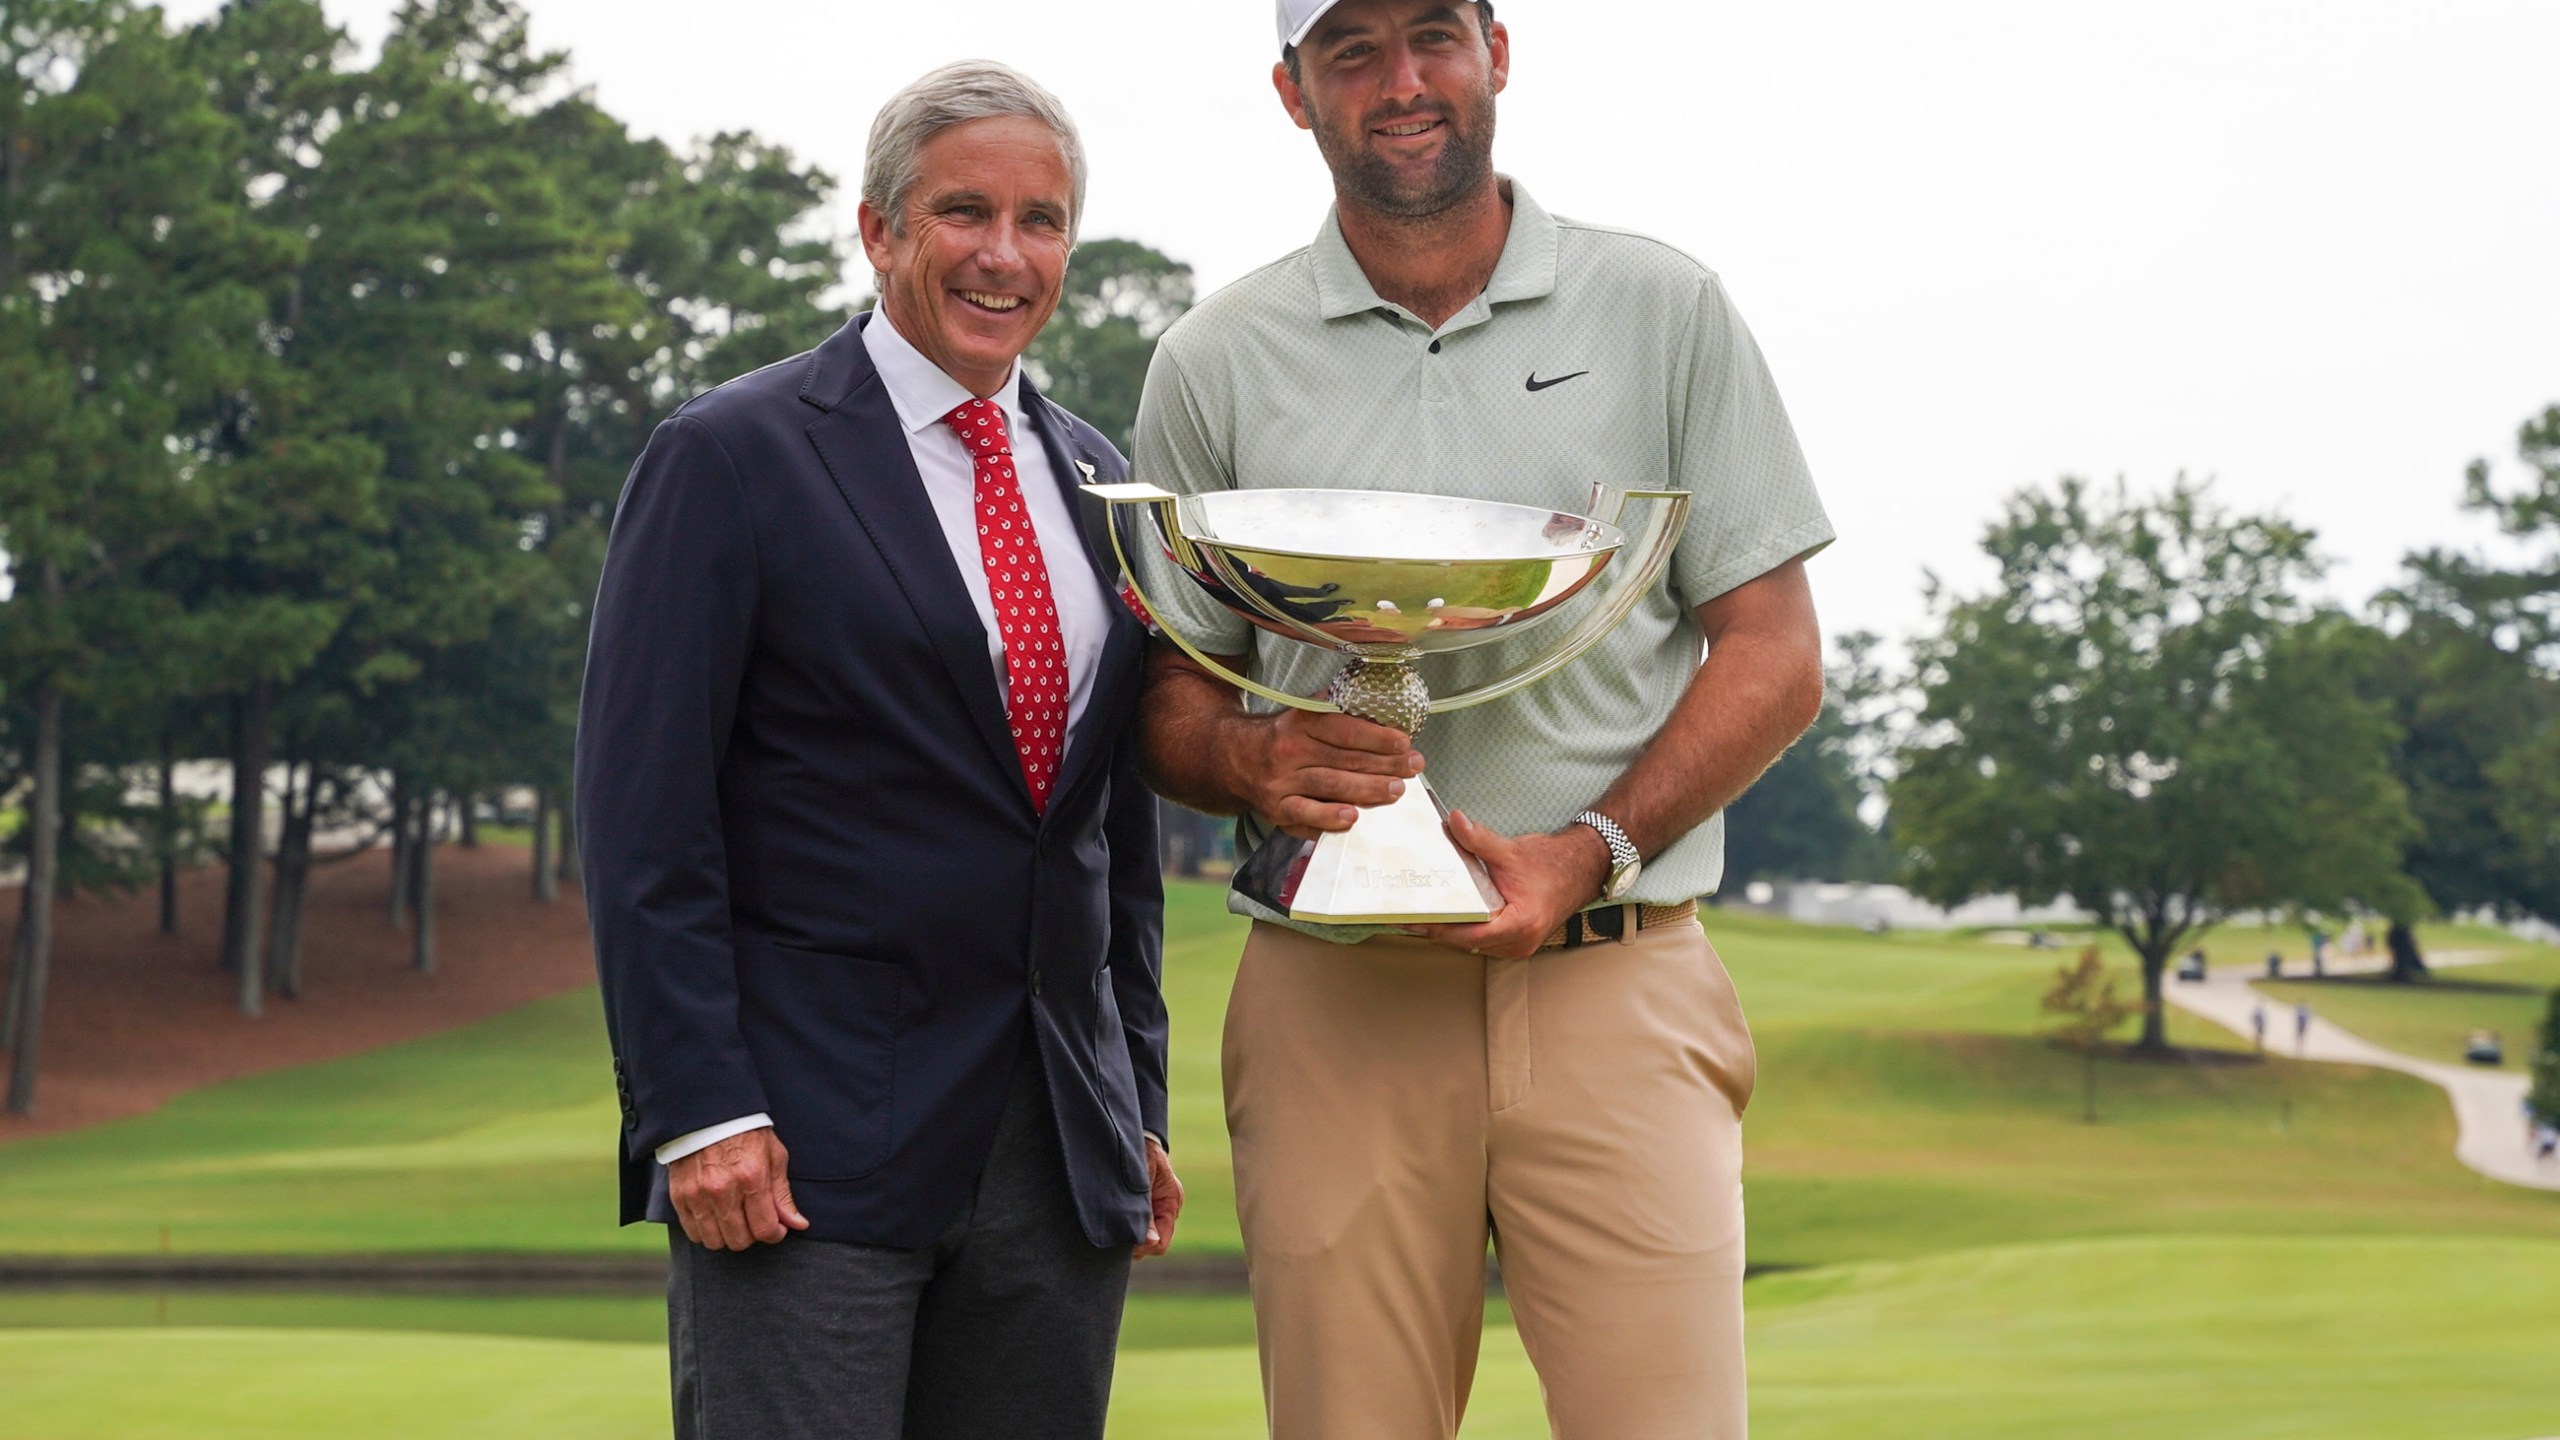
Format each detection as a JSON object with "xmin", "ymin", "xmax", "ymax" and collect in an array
[
  {"xmin": 7, "ymin": 890, "xmax": 2560, "ymax": 1435},
  {"xmin": 0, "ymin": 1290, "xmax": 1458, "ymax": 1354},
  {"xmin": 1743, "ymin": 1235, "xmax": 2560, "ymax": 1440},
  {"xmin": 0, "ymin": 1327, "xmax": 667, "ymax": 1440},
  {"xmin": 0, "ymin": 882, "xmax": 1242, "ymax": 1258},
  {"xmin": 5, "ymin": 1239, "xmax": 2555, "ymax": 1438},
  {"xmin": 1152, "ymin": 882, "xmax": 1253, "ymax": 1253},
  {"xmin": 2261, "ymin": 950, "xmax": 2560, "ymax": 1072},
  {"xmin": 1744, "ymin": 1022, "xmax": 2560, "ymax": 1265},
  {"xmin": 0, "ymin": 1290, "xmax": 671, "ymax": 1344},
  {"xmin": 0, "ymin": 987, "xmax": 648, "ymax": 1255},
  {"xmin": 3, "ymin": 891, "xmax": 2555, "ymax": 1263},
  {"xmin": 1713, "ymin": 910, "xmax": 2560, "ymax": 1265}
]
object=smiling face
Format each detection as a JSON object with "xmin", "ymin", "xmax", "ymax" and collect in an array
[
  {"xmin": 1276, "ymin": 0, "xmax": 1507, "ymax": 221},
  {"xmin": 858, "ymin": 114, "xmax": 1073, "ymax": 397}
]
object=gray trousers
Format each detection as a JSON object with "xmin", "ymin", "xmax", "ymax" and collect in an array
[{"xmin": 667, "ymin": 1047, "xmax": 1132, "ymax": 1439}]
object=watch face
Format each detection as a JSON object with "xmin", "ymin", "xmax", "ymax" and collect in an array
[{"xmin": 1604, "ymin": 860, "xmax": 1640, "ymax": 900}]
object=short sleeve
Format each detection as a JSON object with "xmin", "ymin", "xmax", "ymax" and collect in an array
[
  {"xmin": 1667, "ymin": 274, "xmax": 1835, "ymax": 607},
  {"xmin": 1128, "ymin": 335, "xmax": 1255, "ymax": 656}
]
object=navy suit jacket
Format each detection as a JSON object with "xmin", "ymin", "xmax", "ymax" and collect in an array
[{"xmin": 576, "ymin": 312, "xmax": 1166, "ymax": 1250}]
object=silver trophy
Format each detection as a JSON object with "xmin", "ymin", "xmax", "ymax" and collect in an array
[{"xmin": 1087, "ymin": 482, "xmax": 1690, "ymax": 925}]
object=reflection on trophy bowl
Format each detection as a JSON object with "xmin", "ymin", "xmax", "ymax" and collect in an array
[
  {"xmin": 1166, "ymin": 489, "xmax": 1626, "ymax": 656},
  {"xmin": 1086, "ymin": 478, "xmax": 1690, "ymax": 925}
]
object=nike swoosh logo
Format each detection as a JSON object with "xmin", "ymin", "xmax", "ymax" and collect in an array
[{"xmin": 1525, "ymin": 371, "xmax": 1589, "ymax": 392}]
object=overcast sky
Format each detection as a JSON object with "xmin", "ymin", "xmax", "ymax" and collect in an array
[{"xmin": 159, "ymin": 0, "xmax": 2560, "ymax": 645}]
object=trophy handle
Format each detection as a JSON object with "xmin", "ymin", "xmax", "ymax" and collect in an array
[
  {"xmin": 1083, "ymin": 481, "xmax": 1342, "ymax": 715},
  {"xmin": 1429, "ymin": 488, "xmax": 1692, "ymax": 713}
]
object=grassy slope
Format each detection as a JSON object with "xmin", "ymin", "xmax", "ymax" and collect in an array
[
  {"xmin": 7, "ymin": 1239, "xmax": 2557, "ymax": 1440},
  {"xmin": 1, "ymin": 893, "xmax": 2554, "ymax": 1261},
  {"xmin": 0, "ymin": 884, "xmax": 1246, "ymax": 1257},
  {"xmin": 1726, "ymin": 912, "xmax": 2560, "ymax": 1266},
  {"xmin": 6, "ymin": 895, "xmax": 2560, "ymax": 1435},
  {"xmin": 2260, "ymin": 952, "xmax": 2560, "ymax": 1073},
  {"xmin": 0, "ymin": 987, "xmax": 646, "ymax": 1254}
]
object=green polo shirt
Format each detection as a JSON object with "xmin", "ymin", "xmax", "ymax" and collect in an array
[{"xmin": 1130, "ymin": 180, "xmax": 1833, "ymax": 938}]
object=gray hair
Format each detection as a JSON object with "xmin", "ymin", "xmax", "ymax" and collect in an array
[{"xmin": 862, "ymin": 60, "xmax": 1088, "ymax": 249}]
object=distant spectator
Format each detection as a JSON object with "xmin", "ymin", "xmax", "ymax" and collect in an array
[
  {"xmin": 2294, "ymin": 1002, "xmax": 2312, "ymax": 1055},
  {"xmin": 2251, "ymin": 1003, "xmax": 2268, "ymax": 1055},
  {"xmin": 2266, "ymin": 950, "xmax": 2284, "ymax": 980},
  {"xmin": 2308, "ymin": 927, "xmax": 2327, "ymax": 977}
]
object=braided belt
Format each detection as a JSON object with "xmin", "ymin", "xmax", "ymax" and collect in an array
[{"xmin": 1538, "ymin": 899, "xmax": 1699, "ymax": 950}]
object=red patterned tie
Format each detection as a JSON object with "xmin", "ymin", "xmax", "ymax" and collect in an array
[{"xmin": 944, "ymin": 398, "xmax": 1069, "ymax": 813}]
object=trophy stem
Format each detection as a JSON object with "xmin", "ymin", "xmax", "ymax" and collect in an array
[{"xmin": 1326, "ymin": 654, "xmax": 1430, "ymax": 736}]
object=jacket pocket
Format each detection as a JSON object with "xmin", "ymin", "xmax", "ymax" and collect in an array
[
  {"xmin": 1091, "ymin": 966, "xmax": 1150, "ymax": 1193},
  {"xmin": 736, "ymin": 942, "xmax": 902, "ymax": 1181}
]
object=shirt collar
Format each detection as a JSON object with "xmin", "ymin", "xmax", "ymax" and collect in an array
[
  {"xmin": 1309, "ymin": 176, "xmax": 1560, "ymax": 324},
  {"xmin": 861, "ymin": 305, "xmax": 1031, "ymax": 440}
]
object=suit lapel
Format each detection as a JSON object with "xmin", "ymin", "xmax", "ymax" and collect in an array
[
  {"xmin": 802, "ymin": 326, "xmax": 1025, "ymax": 800},
  {"xmin": 1021, "ymin": 385, "xmax": 1139, "ymax": 817}
]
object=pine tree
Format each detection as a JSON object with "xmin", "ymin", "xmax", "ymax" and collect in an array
[{"xmin": 1, "ymin": 0, "xmax": 254, "ymax": 1103}]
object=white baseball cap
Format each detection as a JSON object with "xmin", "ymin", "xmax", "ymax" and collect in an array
[{"xmin": 1276, "ymin": 0, "xmax": 1479, "ymax": 50}]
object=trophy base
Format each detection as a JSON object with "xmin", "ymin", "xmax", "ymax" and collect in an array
[{"xmin": 1231, "ymin": 780, "xmax": 1501, "ymax": 925}]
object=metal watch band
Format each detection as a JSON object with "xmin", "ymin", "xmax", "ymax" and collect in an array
[{"xmin": 1572, "ymin": 810, "xmax": 1639, "ymax": 871}]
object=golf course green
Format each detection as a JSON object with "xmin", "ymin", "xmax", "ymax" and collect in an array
[
  {"xmin": 2, "ymin": 884, "xmax": 2554, "ymax": 1436},
  {"xmin": 7, "ymin": 1239, "xmax": 2557, "ymax": 1439}
]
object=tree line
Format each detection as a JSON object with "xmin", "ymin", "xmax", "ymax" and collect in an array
[
  {"xmin": 0, "ymin": 0, "xmax": 1191, "ymax": 1115},
  {"xmin": 5, "ymin": 0, "xmax": 2553, "ymax": 1110}
]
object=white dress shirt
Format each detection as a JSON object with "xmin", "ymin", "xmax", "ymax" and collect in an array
[{"xmin": 656, "ymin": 308, "xmax": 1114, "ymax": 1167}]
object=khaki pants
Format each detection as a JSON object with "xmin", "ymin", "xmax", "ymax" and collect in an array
[{"xmin": 1224, "ymin": 919, "xmax": 1758, "ymax": 1440}]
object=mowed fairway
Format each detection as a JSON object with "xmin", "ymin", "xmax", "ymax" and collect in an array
[
  {"xmin": 1743, "ymin": 1235, "xmax": 2560, "ymax": 1440},
  {"xmin": 3, "ymin": 893, "xmax": 2553, "ymax": 1263},
  {"xmin": 7, "ymin": 1239, "xmax": 2559, "ymax": 1439},
  {"xmin": 0, "ymin": 884, "xmax": 1247, "ymax": 1256},
  {"xmin": 0, "ymin": 984, "xmax": 651, "ymax": 1255},
  {"xmin": 0, "ymin": 1328, "xmax": 668, "ymax": 1440},
  {"xmin": 1719, "ymin": 913, "xmax": 2560, "ymax": 1266},
  {"xmin": 2, "ymin": 887, "xmax": 2557, "ymax": 1436}
]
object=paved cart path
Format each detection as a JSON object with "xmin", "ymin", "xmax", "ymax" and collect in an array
[{"xmin": 2161, "ymin": 950, "xmax": 2559, "ymax": 1192}]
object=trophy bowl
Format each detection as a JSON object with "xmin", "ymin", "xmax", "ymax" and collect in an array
[
  {"xmin": 1173, "ymin": 489, "xmax": 1625, "ymax": 655},
  {"xmin": 1086, "ymin": 482, "xmax": 1691, "ymax": 925}
]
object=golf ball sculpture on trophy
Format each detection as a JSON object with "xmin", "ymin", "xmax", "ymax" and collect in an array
[{"xmin": 1085, "ymin": 481, "xmax": 1690, "ymax": 925}]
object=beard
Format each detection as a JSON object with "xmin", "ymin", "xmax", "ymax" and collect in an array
[{"xmin": 1309, "ymin": 85, "xmax": 1498, "ymax": 220}]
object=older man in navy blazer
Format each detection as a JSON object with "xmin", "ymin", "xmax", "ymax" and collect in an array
[{"xmin": 576, "ymin": 60, "xmax": 1180, "ymax": 1440}]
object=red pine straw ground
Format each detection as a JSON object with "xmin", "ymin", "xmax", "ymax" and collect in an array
[{"xmin": 0, "ymin": 845, "xmax": 595, "ymax": 1141}]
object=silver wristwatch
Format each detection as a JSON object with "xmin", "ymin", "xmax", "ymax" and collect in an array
[{"xmin": 1571, "ymin": 811, "xmax": 1642, "ymax": 901}]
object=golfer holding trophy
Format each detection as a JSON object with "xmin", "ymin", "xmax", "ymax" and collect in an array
[{"xmin": 1116, "ymin": 1, "xmax": 1835, "ymax": 1435}]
